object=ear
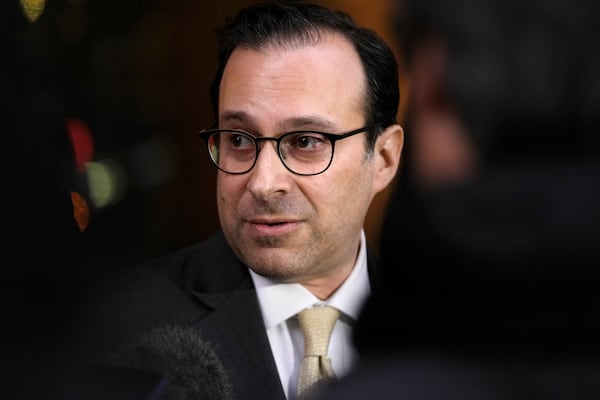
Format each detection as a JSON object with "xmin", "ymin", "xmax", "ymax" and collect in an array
[{"xmin": 372, "ymin": 124, "xmax": 404, "ymax": 194}]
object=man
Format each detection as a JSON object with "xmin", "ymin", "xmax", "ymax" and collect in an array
[{"xmin": 72, "ymin": 2, "xmax": 403, "ymax": 400}]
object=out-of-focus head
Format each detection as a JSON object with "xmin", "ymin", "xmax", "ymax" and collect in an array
[{"xmin": 395, "ymin": 0, "xmax": 600, "ymax": 164}]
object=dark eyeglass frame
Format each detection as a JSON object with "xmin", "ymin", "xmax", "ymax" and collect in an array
[{"xmin": 198, "ymin": 125, "xmax": 375, "ymax": 176}]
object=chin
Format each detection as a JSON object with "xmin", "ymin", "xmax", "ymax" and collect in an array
[{"xmin": 245, "ymin": 250, "xmax": 301, "ymax": 279}]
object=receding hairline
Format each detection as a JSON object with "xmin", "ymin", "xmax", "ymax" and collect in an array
[
  {"xmin": 225, "ymin": 30, "xmax": 369, "ymax": 122},
  {"xmin": 235, "ymin": 26, "xmax": 360, "ymax": 52}
]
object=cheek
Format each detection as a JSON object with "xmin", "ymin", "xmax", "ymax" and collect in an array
[
  {"xmin": 322, "ymin": 162, "xmax": 374, "ymax": 216},
  {"xmin": 216, "ymin": 177, "xmax": 239, "ymax": 213}
]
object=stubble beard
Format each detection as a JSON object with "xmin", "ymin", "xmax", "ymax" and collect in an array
[{"xmin": 239, "ymin": 231, "xmax": 324, "ymax": 282}]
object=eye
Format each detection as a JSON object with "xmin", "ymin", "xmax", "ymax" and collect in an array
[
  {"xmin": 228, "ymin": 132, "xmax": 254, "ymax": 149},
  {"xmin": 286, "ymin": 132, "xmax": 329, "ymax": 151}
]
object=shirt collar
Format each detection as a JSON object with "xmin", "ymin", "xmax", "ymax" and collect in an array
[{"xmin": 250, "ymin": 230, "xmax": 371, "ymax": 328}]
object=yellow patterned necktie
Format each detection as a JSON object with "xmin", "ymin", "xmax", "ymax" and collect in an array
[{"xmin": 296, "ymin": 306, "xmax": 340, "ymax": 399}]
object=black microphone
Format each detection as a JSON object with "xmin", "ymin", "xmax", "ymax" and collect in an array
[{"xmin": 108, "ymin": 325, "xmax": 233, "ymax": 400}]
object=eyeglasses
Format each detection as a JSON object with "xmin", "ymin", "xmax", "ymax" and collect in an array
[{"xmin": 198, "ymin": 126, "xmax": 373, "ymax": 176}]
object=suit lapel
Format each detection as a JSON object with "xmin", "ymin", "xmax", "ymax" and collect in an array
[
  {"xmin": 181, "ymin": 232, "xmax": 285, "ymax": 399},
  {"xmin": 191, "ymin": 285, "xmax": 286, "ymax": 400}
]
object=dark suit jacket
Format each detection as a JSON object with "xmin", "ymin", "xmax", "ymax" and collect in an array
[{"xmin": 70, "ymin": 230, "xmax": 380, "ymax": 400}]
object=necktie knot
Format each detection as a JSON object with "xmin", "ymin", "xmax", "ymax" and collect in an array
[{"xmin": 297, "ymin": 306, "xmax": 340, "ymax": 399}]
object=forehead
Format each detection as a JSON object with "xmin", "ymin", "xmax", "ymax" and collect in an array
[{"xmin": 219, "ymin": 33, "xmax": 366, "ymax": 130}]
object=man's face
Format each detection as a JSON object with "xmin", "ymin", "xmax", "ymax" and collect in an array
[{"xmin": 216, "ymin": 33, "xmax": 382, "ymax": 291}]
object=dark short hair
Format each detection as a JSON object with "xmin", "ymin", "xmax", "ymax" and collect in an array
[{"xmin": 209, "ymin": 1, "xmax": 399, "ymax": 150}]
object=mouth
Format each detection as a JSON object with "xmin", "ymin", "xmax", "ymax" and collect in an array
[
  {"xmin": 248, "ymin": 216, "xmax": 295, "ymax": 225},
  {"xmin": 261, "ymin": 222, "xmax": 285, "ymax": 227},
  {"xmin": 245, "ymin": 217, "xmax": 300, "ymax": 236}
]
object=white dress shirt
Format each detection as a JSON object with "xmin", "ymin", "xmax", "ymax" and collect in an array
[{"xmin": 249, "ymin": 230, "xmax": 371, "ymax": 400}]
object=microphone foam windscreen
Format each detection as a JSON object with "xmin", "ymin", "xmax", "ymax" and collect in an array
[{"xmin": 109, "ymin": 325, "xmax": 233, "ymax": 400}]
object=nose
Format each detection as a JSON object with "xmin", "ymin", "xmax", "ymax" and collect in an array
[{"xmin": 246, "ymin": 139, "xmax": 292, "ymax": 199}]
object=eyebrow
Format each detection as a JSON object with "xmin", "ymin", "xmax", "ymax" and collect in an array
[
  {"xmin": 286, "ymin": 116, "xmax": 337, "ymax": 131},
  {"xmin": 220, "ymin": 111, "xmax": 254, "ymax": 128},
  {"xmin": 219, "ymin": 111, "xmax": 338, "ymax": 133}
]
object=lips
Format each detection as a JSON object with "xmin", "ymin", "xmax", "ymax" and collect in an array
[
  {"xmin": 245, "ymin": 216, "xmax": 301, "ymax": 236},
  {"xmin": 248, "ymin": 217, "xmax": 294, "ymax": 225}
]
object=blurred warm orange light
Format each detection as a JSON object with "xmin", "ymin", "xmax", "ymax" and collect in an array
[{"xmin": 70, "ymin": 191, "xmax": 90, "ymax": 232}]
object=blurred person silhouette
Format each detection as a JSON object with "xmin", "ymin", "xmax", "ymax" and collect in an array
[
  {"xmin": 1, "ymin": 0, "xmax": 89, "ymax": 398},
  {"xmin": 70, "ymin": 2, "xmax": 403, "ymax": 400},
  {"xmin": 1, "ymin": 1, "xmax": 156, "ymax": 398},
  {"xmin": 317, "ymin": 0, "xmax": 600, "ymax": 399}
]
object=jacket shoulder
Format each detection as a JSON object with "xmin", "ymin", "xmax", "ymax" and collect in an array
[{"xmin": 68, "ymin": 231, "xmax": 245, "ymax": 362}]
